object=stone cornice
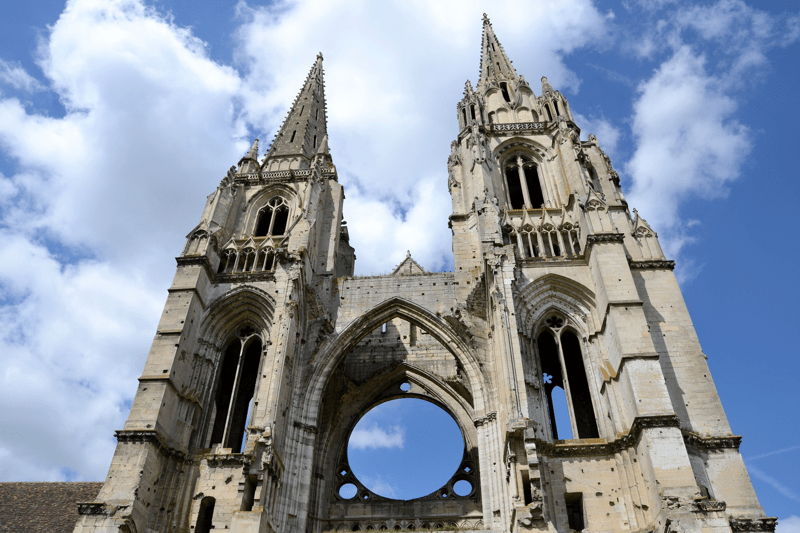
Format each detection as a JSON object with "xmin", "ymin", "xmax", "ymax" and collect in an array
[
  {"xmin": 683, "ymin": 432, "xmax": 742, "ymax": 451},
  {"xmin": 533, "ymin": 415, "xmax": 679, "ymax": 458},
  {"xmin": 586, "ymin": 233, "xmax": 626, "ymax": 245},
  {"xmin": 629, "ymin": 259, "xmax": 676, "ymax": 270},
  {"xmin": 201, "ymin": 453, "xmax": 253, "ymax": 468},
  {"xmin": 473, "ymin": 411, "xmax": 498, "ymax": 427},
  {"xmin": 115, "ymin": 429, "xmax": 188, "ymax": 461},
  {"xmin": 729, "ymin": 517, "xmax": 778, "ymax": 532}
]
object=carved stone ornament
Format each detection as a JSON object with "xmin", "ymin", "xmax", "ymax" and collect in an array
[{"xmin": 729, "ymin": 517, "xmax": 778, "ymax": 532}]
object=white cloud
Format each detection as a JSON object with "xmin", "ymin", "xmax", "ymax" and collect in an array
[
  {"xmin": 349, "ymin": 424, "xmax": 404, "ymax": 450},
  {"xmin": 0, "ymin": 60, "xmax": 44, "ymax": 93},
  {"xmin": 621, "ymin": 0, "xmax": 798, "ymax": 273},
  {"xmin": 358, "ymin": 475, "xmax": 399, "ymax": 499},
  {"xmin": 0, "ymin": 0, "xmax": 247, "ymax": 480},
  {"xmin": 625, "ymin": 46, "xmax": 748, "ymax": 261},
  {"xmin": 777, "ymin": 516, "xmax": 800, "ymax": 533}
]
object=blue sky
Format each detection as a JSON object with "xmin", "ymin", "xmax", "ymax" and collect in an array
[{"xmin": 0, "ymin": 0, "xmax": 797, "ymax": 528}]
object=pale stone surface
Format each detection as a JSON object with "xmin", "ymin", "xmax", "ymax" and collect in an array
[{"xmin": 75, "ymin": 16, "xmax": 773, "ymax": 533}]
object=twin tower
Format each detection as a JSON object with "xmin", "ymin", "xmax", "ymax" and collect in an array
[{"xmin": 75, "ymin": 16, "xmax": 773, "ymax": 533}]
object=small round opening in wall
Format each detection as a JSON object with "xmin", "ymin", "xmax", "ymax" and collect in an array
[
  {"xmin": 453, "ymin": 479, "xmax": 472, "ymax": 496},
  {"xmin": 399, "ymin": 382, "xmax": 411, "ymax": 392},
  {"xmin": 339, "ymin": 483, "xmax": 357, "ymax": 499}
]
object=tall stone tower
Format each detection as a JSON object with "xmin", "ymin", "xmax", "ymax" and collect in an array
[{"xmin": 75, "ymin": 17, "xmax": 774, "ymax": 533}]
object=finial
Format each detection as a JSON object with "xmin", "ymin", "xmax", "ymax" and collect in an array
[
  {"xmin": 317, "ymin": 52, "xmax": 323, "ymax": 61},
  {"xmin": 633, "ymin": 208, "xmax": 639, "ymax": 215},
  {"xmin": 406, "ymin": 250, "xmax": 411, "ymax": 258},
  {"xmin": 483, "ymin": 13, "xmax": 490, "ymax": 24}
]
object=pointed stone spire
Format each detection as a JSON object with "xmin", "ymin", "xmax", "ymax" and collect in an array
[
  {"xmin": 477, "ymin": 14, "xmax": 518, "ymax": 92},
  {"xmin": 265, "ymin": 53, "xmax": 328, "ymax": 162}
]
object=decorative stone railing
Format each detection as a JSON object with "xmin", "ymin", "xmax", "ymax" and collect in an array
[{"xmin": 489, "ymin": 122, "xmax": 548, "ymax": 133}]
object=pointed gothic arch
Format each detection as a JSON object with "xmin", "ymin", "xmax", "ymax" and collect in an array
[
  {"xmin": 300, "ymin": 297, "xmax": 491, "ymax": 424},
  {"xmin": 513, "ymin": 273, "xmax": 598, "ymax": 335}
]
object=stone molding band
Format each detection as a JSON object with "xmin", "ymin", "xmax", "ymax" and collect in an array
[
  {"xmin": 294, "ymin": 420, "xmax": 319, "ymax": 434},
  {"xmin": 729, "ymin": 517, "xmax": 778, "ymax": 532},
  {"xmin": 586, "ymin": 233, "xmax": 626, "ymax": 244},
  {"xmin": 629, "ymin": 260, "xmax": 676, "ymax": 270},
  {"xmin": 683, "ymin": 432, "xmax": 742, "ymax": 451},
  {"xmin": 115, "ymin": 429, "xmax": 189, "ymax": 461},
  {"xmin": 533, "ymin": 415, "xmax": 680, "ymax": 458}
]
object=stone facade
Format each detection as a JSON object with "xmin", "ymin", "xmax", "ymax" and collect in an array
[{"xmin": 74, "ymin": 16, "xmax": 774, "ymax": 533}]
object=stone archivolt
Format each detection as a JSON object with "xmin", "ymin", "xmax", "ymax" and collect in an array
[{"xmin": 74, "ymin": 15, "xmax": 775, "ymax": 533}]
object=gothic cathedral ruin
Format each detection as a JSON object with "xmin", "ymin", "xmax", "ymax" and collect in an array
[{"xmin": 74, "ymin": 15, "xmax": 774, "ymax": 533}]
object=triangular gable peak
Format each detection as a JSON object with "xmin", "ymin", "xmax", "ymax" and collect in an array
[
  {"xmin": 584, "ymin": 187, "xmax": 607, "ymax": 212},
  {"xmin": 391, "ymin": 251, "xmax": 428, "ymax": 276},
  {"xmin": 632, "ymin": 208, "xmax": 657, "ymax": 237},
  {"xmin": 539, "ymin": 208, "xmax": 556, "ymax": 232}
]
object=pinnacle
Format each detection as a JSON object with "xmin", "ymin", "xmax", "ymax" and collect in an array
[{"xmin": 476, "ymin": 14, "xmax": 517, "ymax": 92}]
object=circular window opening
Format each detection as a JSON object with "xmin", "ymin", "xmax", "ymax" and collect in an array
[
  {"xmin": 453, "ymin": 479, "xmax": 472, "ymax": 496},
  {"xmin": 348, "ymin": 398, "xmax": 463, "ymax": 500},
  {"xmin": 399, "ymin": 382, "xmax": 411, "ymax": 392},
  {"xmin": 339, "ymin": 483, "xmax": 357, "ymax": 499}
]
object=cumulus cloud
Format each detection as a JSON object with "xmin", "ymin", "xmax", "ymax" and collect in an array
[
  {"xmin": 349, "ymin": 424, "xmax": 405, "ymax": 450},
  {"xmin": 624, "ymin": 46, "xmax": 748, "ymax": 258},
  {"xmin": 0, "ymin": 0, "xmax": 246, "ymax": 480},
  {"xmin": 622, "ymin": 0, "xmax": 799, "ymax": 270}
]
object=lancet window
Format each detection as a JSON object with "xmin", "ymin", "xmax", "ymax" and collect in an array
[
  {"xmin": 255, "ymin": 196, "xmax": 290, "ymax": 237},
  {"xmin": 536, "ymin": 319, "xmax": 599, "ymax": 440},
  {"xmin": 504, "ymin": 155, "xmax": 545, "ymax": 209},
  {"xmin": 208, "ymin": 327, "xmax": 263, "ymax": 453}
]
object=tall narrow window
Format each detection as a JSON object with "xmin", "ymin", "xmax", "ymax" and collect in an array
[
  {"xmin": 553, "ymin": 101, "xmax": 561, "ymax": 116},
  {"xmin": 313, "ymin": 134, "xmax": 317, "ymax": 148},
  {"xmin": 561, "ymin": 331, "xmax": 598, "ymax": 438},
  {"xmin": 545, "ymin": 105, "xmax": 553, "ymax": 121},
  {"xmin": 209, "ymin": 335, "xmax": 262, "ymax": 453},
  {"xmin": 289, "ymin": 130, "xmax": 296, "ymax": 143},
  {"xmin": 255, "ymin": 197, "xmax": 290, "ymax": 237},
  {"xmin": 461, "ymin": 108, "xmax": 467, "ymax": 127},
  {"xmin": 505, "ymin": 166, "xmax": 525, "ymax": 209},
  {"xmin": 523, "ymin": 166, "xmax": 545, "ymax": 207},
  {"xmin": 315, "ymin": 108, "xmax": 319, "ymax": 119},
  {"xmin": 470, "ymin": 105, "xmax": 477, "ymax": 121},
  {"xmin": 538, "ymin": 332, "xmax": 569, "ymax": 440},
  {"xmin": 195, "ymin": 497, "xmax": 216, "ymax": 533},
  {"xmin": 300, "ymin": 105, "xmax": 305, "ymax": 115},
  {"xmin": 500, "ymin": 82, "xmax": 511, "ymax": 103}
]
